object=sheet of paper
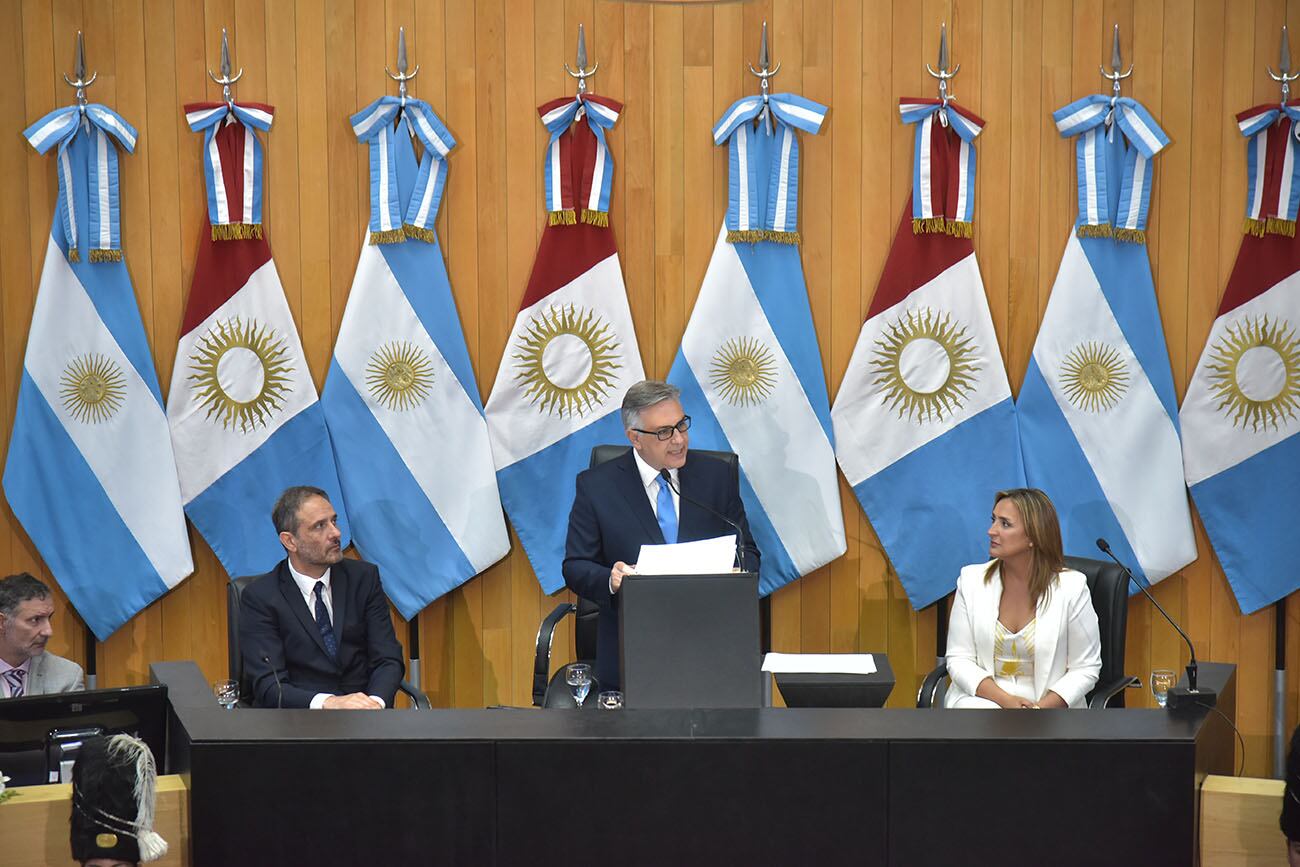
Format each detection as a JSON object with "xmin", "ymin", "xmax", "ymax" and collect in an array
[
  {"xmin": 635, "ymin": 534, "xmax": 737, "ymax": 575},
  {"xmin": 761, "ymin": 652, "xmax": 878, "ymax": 675}
]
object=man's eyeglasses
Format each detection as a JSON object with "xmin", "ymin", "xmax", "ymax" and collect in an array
[{"xmin": 632, "ymin": 415, "xmax": 692, "ymax": 441}]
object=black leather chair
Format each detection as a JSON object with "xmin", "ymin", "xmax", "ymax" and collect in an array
[
  {"xmin": 531, "ymin": 445, "xmax": 741, "ymax": 707},
  {"xmin": 226, "ymin": 574, "xmax": 432, "ymax": 709},
  {"xmin": 916, "ymin": 555, "xmax": 1139, "ymax": 709}
]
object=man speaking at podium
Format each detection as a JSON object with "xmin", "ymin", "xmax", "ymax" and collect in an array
[{"xmin": 563, "ymin": 380, "xmax": 759, "ymax": 692}]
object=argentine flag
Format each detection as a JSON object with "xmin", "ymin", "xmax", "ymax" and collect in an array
[
  {"xmin": 668, "ymin": 92, "xmax": 846, "ymax": 596},
  {"xmin": 1018, "ymin": 97, "xmax": 1196, "ymax": 585},
  {"xmin": 5, "ymin": 104, "xmax": 193, "ymax": 639},
  {"xmin": 322, "ymin": 97, "xmax": 509, "ymax": 618},
  {"xmin": 167, "ymin": 101, "xmax": 348, "ymax": 579},
  {"xmin": 485, "ymin": 94, "xmax": 644, "ymax": 594}
]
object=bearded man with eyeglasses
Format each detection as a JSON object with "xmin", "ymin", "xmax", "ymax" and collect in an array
[{"xmin": 562, "ymin": 380, "xmax": 759, "ymax": 691}]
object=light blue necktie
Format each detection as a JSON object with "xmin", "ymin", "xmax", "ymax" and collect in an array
[{"xmin": 656, "ymin": 476, "xmax": 678, "ymax": 544}]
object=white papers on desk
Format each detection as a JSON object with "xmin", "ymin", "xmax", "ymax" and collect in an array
[
  {"xmin": 634, "ymin": 534, "xmax": 737, "ymax": 575},
  {"xmin": 761, "ymin": 653, "xmax": 878, "ymax": 675}
]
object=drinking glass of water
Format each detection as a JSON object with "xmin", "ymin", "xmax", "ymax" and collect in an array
[
  {"xmin": 1150, "ymin": 669, "xmax": 1176, "ymax": 708},
  {"xmin": 598, "ymin": 690, "xmax": 624, "ymax": 710},
  {"xmin": 213, "ymin": 679, "xmax": 239, "ymax": 710},
  {"xmin": 566, "ymin": 663, "xmax": 592, "ymax": 708}
]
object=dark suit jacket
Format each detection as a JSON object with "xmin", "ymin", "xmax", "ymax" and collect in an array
[
  {"xmin": 562, "ymin": 449, "xmax": 759, "ymax": 690},
  {"xmin": 239, "ymin": 557, "xmax": 404, "ymax": 708}
]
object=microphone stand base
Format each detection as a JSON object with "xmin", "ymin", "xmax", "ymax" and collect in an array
[{"xmin": 1168, "ymin": 686, "xmax": 1217, "ymax": 710}]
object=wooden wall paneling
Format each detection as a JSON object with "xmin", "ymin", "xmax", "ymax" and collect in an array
[
  {"xmin": 1005, "ymin": 0, "xmax": 1042, "ymax": 385},
  {"xmin": 475, "ymin": 0, "xmax": 512, "ymax": 707},
  {"xmin": 682, "ymin": 3, "xmax": 713, "ymax": 316},
  {"xmin": 442, "ymin": 0, "xmax": 485, "ymax": 710},
  {"xmin": 651, "ymin": 3, "xmax": 683, "ymax": 376},
  {"xmin": 620, "ymin": 1, "xmax": 655, "ymax": 372},
  {"xmin": 828, "ymin": 0, "xmax": 862, "ymax": 656},
  {"xmin": 980, "ymin": 0, "xmax": 1012, "ymax": 359},
  {"xmin": 854, "ymin": 0, "xmax": 894, "ymax": 669}
]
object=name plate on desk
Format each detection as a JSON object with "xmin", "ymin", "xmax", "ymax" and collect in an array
[{"xmin": 619, "ymin": 572, "xmax": 760, "ymax": 709}]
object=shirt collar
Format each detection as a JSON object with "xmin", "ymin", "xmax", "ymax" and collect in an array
[
  {"xmin": 287, "ymin": 560, "xmax": 332, "ymax": 598},
  {"xmin": 631, "ymin": 447, "xmax": 678, "ymax": 492},
  {"xmin": 0, "ymin": 656, "xmax": 32, "ymax": 675}
]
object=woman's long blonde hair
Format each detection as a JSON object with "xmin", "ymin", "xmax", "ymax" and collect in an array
[{"xmin": 983, "ymin": 488, "xmax": 1065, "ymax": 606}]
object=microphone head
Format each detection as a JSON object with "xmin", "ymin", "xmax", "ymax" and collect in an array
[{"xmin": 1095, "ymin": 538, "xmax": 1110, "ymax": 554}]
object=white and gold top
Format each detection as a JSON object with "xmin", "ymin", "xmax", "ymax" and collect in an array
[{"xmin": 992, "ymin": 618, "xmax": 1037, "ymax": 701}]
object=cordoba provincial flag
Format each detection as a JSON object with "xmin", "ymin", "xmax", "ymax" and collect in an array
[
  {"xmin": 167, "ymin": 102, "xmax": 348, "ymax": 579},
  {"xmin": 1018, "ymin": 96, "xmax": 1196, "ymax": 585},
  {"xmin": 668, "ymin": 91, "xmax": 845, "ymax": 596},
  {"xmin": 5, "ymin": 103, "xmax": 193, "ymax": 639},
  {"xmin": 1180, "ymin": 102, "xmax": 1300, "ymax": 613},
  {"xmin": 485, "ymin": 94, "xmax": 644, "ymax": 593},
  {"xmin": 832, "ymin": 98, "xmax": 1024, "ymax": 609},
  {"xmin": 322, "ymin": 96, "xmax": 509, "ymax": 618}
]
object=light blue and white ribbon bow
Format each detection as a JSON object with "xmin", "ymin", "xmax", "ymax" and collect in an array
[
  {"xmin": 1236, "ymin": 102, "xmax": 1300, "ymax": 236},
  {"xmin": 539, "ymin": 94, "xmax": 621, "ymax": 226},
  {"xmin": 184, "ymin": 101, "xmax": 274, "ymax": 240},
  {"xmin": 1054, "ymin": 95, "xmax": 1169, "ymax": 243},
  {"xmin": 351, "ymin": 95, "xmax": 456, "ymax": 244},
  {"xmin": 713, "ymin": 92, "xmax": 827, "ymax": 244},
  {"xmin": 898, "ymin": 98, "xmax": 984, "ymax": 235},
  {"xmin": 24, "ymin": 104, "xmax": 138, "ymax": 262}
]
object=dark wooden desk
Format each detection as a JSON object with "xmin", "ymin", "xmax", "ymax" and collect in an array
[{"xmin": 153, "ymin": 661, "xmax": 1233, "ymax": 867}]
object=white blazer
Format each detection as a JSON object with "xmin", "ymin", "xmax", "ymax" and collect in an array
[{"xmin": 943, "ymin": 562, "xmax": 1101, "ymax": 709}]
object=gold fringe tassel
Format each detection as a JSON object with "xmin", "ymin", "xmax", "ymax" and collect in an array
[
  {"xmin": 548, "ymin": 209, "xmax": 577, "ymax": 226},
  {"xmin": 944, "ymin": 220, "xmax": 973, "ymax": 239},
  {"xmin": 1267, "ymin": 216, "xmax": 1297, "ymax": 237},
  {"xmin": 911, "ymin": 216, "xmax": 947, "ymax": 235},
  {"xmin": 403, "ymin": 224, "xmax": 436, "ymax": 243},
  {"xmin": 1244, "ymin": 218, "xmax": 1268, "ymax": 238},
  {"xmin": 211, "ymin": 222, "xmax": 264, "ymax": 241},
  {"xmin": 1113, "ymin": 227, "xmax": 1147, "ymax": 244},
  {"xmin": 1076, "ymin": 223, "xmax": 1114, "ymax": 239},
  {"xmin": 580, "ymin": 209, "xmax": 609, "ymax": 227},
  {"xmin": 89, "ymin": 248, "xmax": 123, "ymax": 263},
  {"xmin": 67, "ymin": 247, "xmax": 80, "ymax": 263},
  {"xmin": 726, "ymin": 229, "xmax": 802, "ymax": 245},
  {"xmin": 368, "ymin": 228, "xmax": 407, "ymax": 245}
]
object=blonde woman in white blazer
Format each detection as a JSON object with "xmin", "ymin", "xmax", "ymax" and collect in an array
[{"xmin": 944, "ymin": 488, "xmax": 1102, "ymax": 709}]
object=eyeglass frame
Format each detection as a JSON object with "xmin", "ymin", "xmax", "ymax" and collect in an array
[{"xmin": 631, "ymin": 415, "xmax": 692, "ymax": 441}]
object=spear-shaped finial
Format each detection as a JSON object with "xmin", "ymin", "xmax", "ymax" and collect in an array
[
  {"xmin": 925, "ymin": 22, "xmax": 960, "ymax": 118},
  {"xmin": 1111, "ymin": 22, "xmax": 1122, "ymax": 72},
  {"xmin": 758, "ymin": 20, "xmax": 770, "ymax": 72},
  {"xmin": 1099, "ymin": 23, "xmax": 1133, "ymax": 126},
  {"xmin": 565, "ymin": 24, "xmax": 598, "ymax": 95},
  {"xmin": 386, "ymin": 26, "xmax": 420, "ymax": 99},
  {"xmin": 937, "ymin": 21, "xmax": 949, "ymax": 73},
  {"xmin": 1268, "ymin": 26, "xmax": 1299, "ymax": 106},
  {"xmin": 62, "ymin": 30, "xmax": 97, "ymax": 107},
  {"xmin": 207, "ymin": 27, "xmax": 244, "ymax": 106}
]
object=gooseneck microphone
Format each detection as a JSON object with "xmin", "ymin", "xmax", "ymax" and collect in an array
[
  {"xmin": 262, "ymin": 654, "xmax": 284, "ymax": 709},
  {"xmin": 1096, "ymin": 538, "xmax": 1213, "ymax": 705},
  {"xmin": 659, "ymin": 469, "xmax": 752, "ymax": 573}
]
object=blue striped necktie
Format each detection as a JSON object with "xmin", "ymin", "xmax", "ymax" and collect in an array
[
  {"xmin": 313, "ymin": 582, "xmax": 339, "ymax": 660},
  {"xmin": 656, "ymin": 476, "xmax": 678, "ymax": 544},
  {"xmin": 3, "ymin": 667, "xmax": 25, "ymax": 698}
]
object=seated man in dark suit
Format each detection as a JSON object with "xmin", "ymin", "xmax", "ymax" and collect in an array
[
  {"xmin": 240, "ymin": 486, "xmax": 404, "ymax": 709},
  {"xmin": 563, "ymin": 380, "xmax": 759, "ymax": 691}
]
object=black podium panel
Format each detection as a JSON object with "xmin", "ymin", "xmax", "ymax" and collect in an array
[
  {"xmin": 496, "ymin": 737, "xmax": 888, "ymax": 866},
  {"xmin": 619, "ymin": 572, "xmax": 760, "ymax": 708}
]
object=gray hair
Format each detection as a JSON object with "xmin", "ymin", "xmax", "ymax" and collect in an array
[
  {"xmin": 621, "ymin": 380, "xmax": 682, "ymax": 430},
  {"xmin": 0, "ymin": 572, "xmax": 51, "ymax": 618},
  {"xmin": 272, "ymin": 486, "xmax": 331, "ymax": 535}
]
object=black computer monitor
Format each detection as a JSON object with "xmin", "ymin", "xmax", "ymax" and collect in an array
[{"xmin": 0, "ymin": 684, "xmax": 168, "ymax": 787}]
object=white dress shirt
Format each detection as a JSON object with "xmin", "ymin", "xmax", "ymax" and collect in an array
[{"xmin": 286, "ymin": 561, "xmax": 385, "ymax": 709}]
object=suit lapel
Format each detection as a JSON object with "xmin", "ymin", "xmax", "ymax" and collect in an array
[
  {"xmin": 26, "ymin": 653, "xmax": 46, "ymax": 695},
  {"xmin": 615, "ymin": 451, "xmax": 665, "ymax": 544},
  {"xmin": 1033, "ymin": 579, "xmax": 1065, "ymax": 701},
  {"xmin": 675, "ymin": 457, "xmax": 709, "ymax": 541},
  {"xmin": 976, "ymin": 568, "xmax": 1000, "ymax": 673},
  {"xmin": 279, "ymin": 563, "xmax": 332, "ymax": 659},
  {"xmin": 331, "ymin": 564, "xmax": 349, "ymax": 643}
]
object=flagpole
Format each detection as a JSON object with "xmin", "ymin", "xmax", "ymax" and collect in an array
[
  {"xmin": 1277, "ymin": 597, "xmax": 1288, "ymax": 778},
  {"xmin": 85, "ymin": 620, "xmax": 97, "ymax": 690},
  {"xmin": 407, "ymin": 619, "xmax": 421, "ymax": 700}
]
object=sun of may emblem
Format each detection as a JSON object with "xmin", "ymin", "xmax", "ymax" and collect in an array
[
  {"xmin": 188, "ymin": 318, "xmax": 294, "ymax": 433},
  {"xmin": 709, "ymin": 337, "xmax": 778, "ymax": 406},
  {"xmin": 367, "ymin": 342, "xmax": 435, "ymax": 411},
  {"xmin": 1059, "ymin": 341, "xmax": 1130, "ymax": 413},
  {"xmin": 60, "ymin": 354, "xmax": 127, "ymax": 423},
  {"xmin": 870, "ymin": 307, "xmax": 980, "ymax": 423},
  {"xmin": 513, "ymin": 304, "xmax": 622, "ymax": 417},
  {"xmin": 1205, "ymin": 314, "xmax": 1300, "ymax": 431}
]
